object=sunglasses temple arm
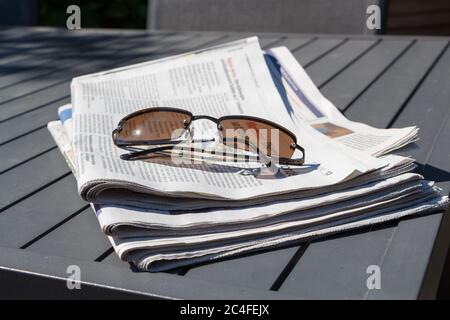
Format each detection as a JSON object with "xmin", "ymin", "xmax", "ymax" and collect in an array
[
  {"xmin": 120, "ymin": 145, "xmax": 176, "ymax": 160},
  {"xmin": 296, "ymin": 144, "xmax": 305, "ymax": 156},
  {"xmin": 120, "ymin": 139, "xmax": 227, "ymax": 161},
  {"xmin": 278, "ymin": 144, "xmax": 305, "ymax": 166}
]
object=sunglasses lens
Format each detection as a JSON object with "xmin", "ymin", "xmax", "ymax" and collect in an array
[
  {"xmin": 114, "ymin": 109, "xmax": 192, "ymax": 144},
  {"xmin": 219, "ymin": 118, "xmax": 296, "ymax": 159}
]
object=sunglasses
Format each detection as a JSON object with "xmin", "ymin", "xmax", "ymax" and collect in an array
[{"xmin": 112, "ymin": 107, "xmax": 305, "ymax": 166}]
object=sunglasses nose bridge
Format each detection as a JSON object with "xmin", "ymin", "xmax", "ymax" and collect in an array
[
  {"xmin": 192, "ymin": 115, "xmax": 219, "ymax": 122},
  {"xmin": 190, "ymin": 115, "xmax": 223, "ymax": 133}
]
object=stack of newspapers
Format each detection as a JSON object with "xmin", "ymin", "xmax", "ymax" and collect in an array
[{"xmin": 48, "ymin": 37, "xmax": 448, "ymax": 271}]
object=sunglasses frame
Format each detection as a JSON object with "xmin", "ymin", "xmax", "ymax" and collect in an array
[{"xmin": 112, "ymin": 107, "xmax": 305, "ymax": 165}]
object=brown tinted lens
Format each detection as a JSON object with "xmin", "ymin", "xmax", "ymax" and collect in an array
[
  {"xmin": 114, "ymin": 110, "xmax": 192, "ymax": 144},
  {"xmin": 219, "ymin": 118, "xmax": 296, "ymax": 159}
]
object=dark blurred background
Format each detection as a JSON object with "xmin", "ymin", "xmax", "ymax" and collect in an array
[
  {"xmin": 38, "ymin": 0, "xmax": 148, "ymax": 29},
  {"xmin": 0, "ymin": 0, "xmax": 449, "ymax": 35},
  {"xmin": 386, "ymin": 0, "xmax": 450, "ymax": 35}
]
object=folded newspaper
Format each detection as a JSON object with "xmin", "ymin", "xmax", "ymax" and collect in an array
[{"xmin": 48, "ymin": 37, "xmax": 448, "ymax": 271}]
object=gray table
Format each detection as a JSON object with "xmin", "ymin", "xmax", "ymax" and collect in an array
[{"xmin": 0, "ymin": 27, "xmax": 449, "ymax": 299}]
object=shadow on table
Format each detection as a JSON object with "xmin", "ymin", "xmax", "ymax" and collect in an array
[{"xmin": 416, "ymin": 163, "xmax": 450, "ymax": 190}]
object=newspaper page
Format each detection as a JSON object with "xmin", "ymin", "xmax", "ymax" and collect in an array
[
  {"xmin": 71, "ymin": 37, "xmax": 387, "ymax": 201},
  {"xmin": 266, "ymin": 47, "xmax": 419, "ymax": 157}
]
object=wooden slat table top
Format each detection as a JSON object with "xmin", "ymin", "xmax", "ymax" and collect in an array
[{"xmin": 0, "ymin": 27, "xmax": 449, "ymax": 300}]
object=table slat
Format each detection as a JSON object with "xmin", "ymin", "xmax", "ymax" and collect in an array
[
  {"xmin": 0, "ymin": 127, "xmax": 56, "ymax": 174},
  {"xmin": 0, "ymin": 149, "xmax": 70, "ymax": 211},
  {"xmin": 0, "ymin": 175, "xmax": 86, "ymax": 248},
  {"xmin": 321, "ymin": 39, "xmax": 413, "ymax": 111},
  {"xmin": 26, "ymin": 208, "xmax": 111, "ymax": 261},
  {"xmin": 307, "ymin": 39, "xmax": 378, "ymax": 88},
  {"xmin": 0, "ymin": 33, "xmax": 149, "ymax": 89},
  {"xmin": 292, "ymin": 38, "xmax": 345, "ymax": 67},
  {"xmin": 345, "ymin": 40, "xmax": 448, "ymax": 128}
]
